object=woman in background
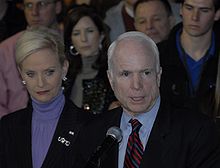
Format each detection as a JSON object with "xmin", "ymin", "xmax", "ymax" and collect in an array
[
  {"xmin": 64, "ymin": 4, "xmax": 116, "ymax": 114},
  {"xmin": 0, "ymin": 26, "xmax": 91, "ymax": 168}
]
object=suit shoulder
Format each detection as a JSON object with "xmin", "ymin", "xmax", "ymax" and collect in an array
[
  {"xmin": 171, "ymin": 106, "xmax": 217, "ymax": 130},
  {"xmin": 0, "ymin": 107, "xmax": 29, "ymax": 124},
  {"xmin": 0, "ymin": 31, "xmax": 23, "ymax": 48},
  {"xmin": 64, "ymin": 98, "xmax": 93, "ymax": 122},
  {"xmin": 83, "ymin": 107, "xmax": 121, "ymax": 129}
]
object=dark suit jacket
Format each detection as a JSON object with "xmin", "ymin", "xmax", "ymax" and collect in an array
[
  {"xmin": 157, "ymin": 23, "xmax": 220, "ymax": 118},
  {"xmin": 0, "ymin": 99, "xmax": 91, "ymax": 168},
  {"xmin": 74, "ymin": 99, "xmax": 220, "ymax": 168}
]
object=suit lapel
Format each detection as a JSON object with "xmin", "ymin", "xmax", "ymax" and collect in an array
[
  {"xmin": 140, "ymin": 100, "xmax": 171, "ymax": 168},
  {"xmin": 16, "ymin": 106, "xmax": 33, "ymax": 167},
  {"xmin": 41, "ymin": 101, "xmax": 82, "ymax": 168},
  {"xmin": 101, "ymin": 107, "xmax": 123, "ymax": 168}
]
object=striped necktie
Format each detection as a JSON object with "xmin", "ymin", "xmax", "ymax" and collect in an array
[{"xmin": 124, "ymin": 119, "xmax": 144, "ymax": 168}]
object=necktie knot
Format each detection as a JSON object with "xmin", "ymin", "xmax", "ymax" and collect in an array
[{"xmin": 129, "ymin": 119, "xmax": 142, "ymax": 133}]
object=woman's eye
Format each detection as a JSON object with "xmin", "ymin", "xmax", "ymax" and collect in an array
[
  {"xmin": 72, "ymin": 31, "xmax": 80, "ymax": 36},
  {"xmin": 26, "ymin": 72, "xmax": 34, "ymax": 78},
  {"xmin": 45, "ymin": 69, "xmax": 55, "ymax": 76},
  {"xmin": 87, "ymin": 29, "xmax": 95, "ymax": 33}
]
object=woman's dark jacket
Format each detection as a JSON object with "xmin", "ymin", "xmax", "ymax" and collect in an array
[{"xmin": 0, "ymin": 98, "xmax": 92, "ymax": 168}]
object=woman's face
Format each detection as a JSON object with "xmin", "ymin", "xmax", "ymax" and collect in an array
[
  {"xmin": 19, "ymin": 48, "xmax": 68, "ymax": 103},
  {"xmin": 71, "ymin": 16, "xmax": 101, "ymax": 57}
]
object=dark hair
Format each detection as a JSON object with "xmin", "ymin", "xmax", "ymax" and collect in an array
[
  {"xmin": 134, "ymin": 0, "xmax": 173, "ymax": 17},
  {"xmin": 64, "ymin": 4, "xmax": 110, "ymax": 74},
  {"xmin": 181, "ymin": 0, "xmax": 220, "ymax": 11}
]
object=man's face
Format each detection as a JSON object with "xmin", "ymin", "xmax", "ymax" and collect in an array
[
  {"xmin": 23, "ymin": 0, "xmax": 61, "ymax": 27},
  {"xmin": 180, "ymin": 0, "xmax": 219, "ymax": 37},
  {"xmin": 108, "ymin": 39, "xmax": 162, "ymax": 116},
  {"xmin": 135, "ymin": 1, "xmax": 173, "ymax": 43}
]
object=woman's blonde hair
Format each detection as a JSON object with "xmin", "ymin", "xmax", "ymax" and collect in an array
[{"xmin": 16, "ymin": 26, "xmax": 66, "ymax": 68}]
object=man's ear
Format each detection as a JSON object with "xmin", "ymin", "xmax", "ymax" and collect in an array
[
  {"xmin": 100, "ymin": 33, "xmax": 105, "ymax": 43},
  {"xmin": 214, "ymin": 9, "xmax": 220, "ymax": 21},
  {"xmin": 107, "ymin": 70, "xmax": 113, "ymax": 89},
  {"xmin": 55, "ymin": 0, "xmax": 62, "ymax": 15},
  {"xmin": 168, "ymin": 15, "xmax": 176, "ymax": 29},
  {"xmin": 157, "ymin": 67, "xmax": 162, "ymax": 87},
  {"xmin": 179, "ymin": 4, "xmax": 183, "ymax": 17}
]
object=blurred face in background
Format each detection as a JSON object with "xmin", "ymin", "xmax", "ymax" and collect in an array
[
  {"xmin": 19, "ymin": 48, "xmax": 68, "ymax": 103},
  {"xmin": 135, "ymin": 1, "xmax": 174, "ymax": 43},
  {"xmin": 71, "ymin": 16, "xmax": 101, "ymax": 57},
  {"xmin": 75, "ymin": 0, "xmax": 91, "ymax": 5},
  {"xmin": 23, "ymin": 0, "xmax": 61, "ymax": 27},
  {"xmin": 180, "ymin": 0, "xmax": 220, "ymax": 37}
]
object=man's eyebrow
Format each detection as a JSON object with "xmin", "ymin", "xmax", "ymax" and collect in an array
[
  {"xmin": 140, "ymin": 68, "xmax": 153, "ymax": 72},
  {"xmin": 184, "ymin": 3, "xmax": 213, "ymax": 10}
]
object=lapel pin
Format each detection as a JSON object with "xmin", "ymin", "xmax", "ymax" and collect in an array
[
  {"xmin": 69, "ymin": 131, "xmax": 74, "ymax": 135},
  {"xmin": 58, "ymin": 136, "xmax": 70, "ymax": 146}
]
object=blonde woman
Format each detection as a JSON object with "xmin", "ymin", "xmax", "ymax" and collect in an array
[{"xmin": 0, "ymin": 26, "xmax": 91, "ymax": 168}]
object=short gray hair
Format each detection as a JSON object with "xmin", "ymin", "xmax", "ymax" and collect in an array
[
  {"xmin": 107, "ymin": 31, "xmax": 160, "ymax": 72},
  {"xmin": 16, "ymin": 26, "xmax": 65, "ymax": 68}
]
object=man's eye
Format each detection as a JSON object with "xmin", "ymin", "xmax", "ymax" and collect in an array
[
  {"xmin": 200, "ymin": 9, "xmax": 209, "ymax": 13},
  {"xmin": 39, "ymin": 1, "xmax": 47, "ymax": 7},
  {"xmin": 153, "ymin": 17, "xmax": 161, "ymax": 22},
  {"xmin": 121, "ymin": 71, "xmax": 129, "ymax": 77},
  {"xmin": 144, "ymin": 71, "xmax": 151, "ymax": 76},
  {"xmin": 184, "ymin": 5, "xmax": 193, "ymax": 11},
  {"xmin": 24, "ymin": 3, "xmax": 33, "ymax": 9},
  {"xmin": 136, "ymin": 19, "xmax": 146, "ymax": 24}
]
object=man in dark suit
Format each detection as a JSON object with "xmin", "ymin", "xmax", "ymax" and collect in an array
[{"xmin": 74, "ymin": 31, "xmax": 220, "ymax": 168}]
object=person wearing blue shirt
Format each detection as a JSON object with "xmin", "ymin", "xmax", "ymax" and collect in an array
[{"xmin": 158, "ymin": 0, "xmax": 220, "ymax": 119}]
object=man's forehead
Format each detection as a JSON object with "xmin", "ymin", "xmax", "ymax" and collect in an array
[{"xmin": 183, "ymin": 0, "xmax": 215, "ymax": 8}]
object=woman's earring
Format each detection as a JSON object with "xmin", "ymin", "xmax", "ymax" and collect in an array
[
  {"xmin": 99, "ymin": 42, "xmax": 102, "ymax": 50},
  {"xmin": 99, "ymin": 34, "xmax": 104, "ymax": 50},
  {"xmin": 69, "ymin": 45, "xmax": 79, "ymax": 56},
  {"xmin": 63, "ymin": 76, "xmax": 67, "ymax": 81},
  {"xmin": 22, "ymin": 80, "xmax": 26, "ymax": 85}
]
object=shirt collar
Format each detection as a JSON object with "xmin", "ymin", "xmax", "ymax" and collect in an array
[
  {"xmin": 121, "ymin": 96, "xmax": 160, "ymax": 132},
  {"xmin": 176, "ymin": 28, "xmax": 216, "ymax": 60}
]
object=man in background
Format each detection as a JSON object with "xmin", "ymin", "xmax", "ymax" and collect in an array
[
  {"xmin": 134, "ymin": 0, "xmax": 175, "ymax": 43},
  {"xmin": 0, "ymin": 0, "xmax": 62, "ymax": 117},
  {"xmin": 105, "ymin": 0, "xmax": 138, "ymax": 42},
  {"xmin": 158, "ymin": 0, "xmax": 220, "ymax": 118}
]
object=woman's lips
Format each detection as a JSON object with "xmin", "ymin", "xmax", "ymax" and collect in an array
[{"xmin": 36, "ymin": 90, "xmax": 49, "ymax": 95}]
